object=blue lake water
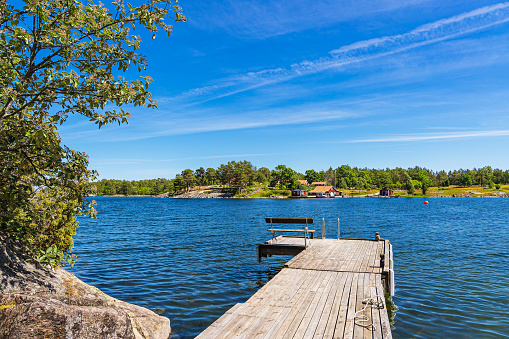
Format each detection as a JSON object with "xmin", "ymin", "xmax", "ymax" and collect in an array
[{"xmin": 70, "ymin": 197, "xmax": 509, "ymax": 338}]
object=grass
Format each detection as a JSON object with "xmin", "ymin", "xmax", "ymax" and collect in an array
[
  {"xmin": 177, "ymin": 184, "xmax": 509, "ymax": 198},
  {"xmin": 342, "ymin": 185, "xmax": 509, "ymax": 197},
  {"xmin": 251, "ymin": 187, "xmax": 290, "ymax": 198}
]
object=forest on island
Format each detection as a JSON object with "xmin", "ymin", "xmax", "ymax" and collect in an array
[{"xmin": 91, "ymin": 161, "xmax": 509, "ymax": 196}]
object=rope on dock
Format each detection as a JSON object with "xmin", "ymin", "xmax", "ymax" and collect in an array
[{"xmin": 354, "ymin": 294, "xmax": 385, "ymax": 331}]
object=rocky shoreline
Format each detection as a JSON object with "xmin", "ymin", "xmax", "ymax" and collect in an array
[
  {"xmin": 94, "ymin": 189, "xmax": 509, "ymax": 199},
  {"xmin": 0, "ymin": 234, "xmax": 170, "ymax": 339}
]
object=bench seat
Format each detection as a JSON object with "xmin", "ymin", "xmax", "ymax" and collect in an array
[{"xmin": 267, "ymin": 229, "xmax": 315, "ymax": 238}]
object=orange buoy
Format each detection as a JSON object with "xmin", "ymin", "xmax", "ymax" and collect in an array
[{"xmin": 424, "ymin": 201, "xmax": 429, "ymax": 205}]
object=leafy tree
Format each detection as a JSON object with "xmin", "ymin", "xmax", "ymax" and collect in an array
[
  {"xmin": 305, "ymin": 169, "xmax": 320, "ymax": 185},
  {"xmin": 376, "ymin": 171, "xmax": 393, "ymax": 190},
  {"xmin": 458, "ymin": 172, "xmax": 473, "ymax": 187},
  {"xmin": 0, "ymin": 0, "xmax": 185, "ymax": 266},
  {"xmin": 0, "ymin": 114, "xmax": 95, "ymax": 266},
  {"xmin": 358, "ymin": 170, "xmax": 372, "ymax": 189},
  {"xmin": 195, "ymin": 167, "xmax": 205, "ymax": 187},
  {"xmin": 173, "ymin": 174, "xmax": 184, "ymax": 192},
  {"xmin": 448, "ymin": 170, "xmax": 460, "ymax": 186},
  {"xmin": 357, "ymin": 178, "xmax": 367, "ymax": 190},
  {"xmin": 416, "ymin": 170, "xmax": 433, "ymax": 195},
  {"xmin": 274, "ymin": 165, "xmax": 297, "ymax": 189},
  {"xmin": 340, "ymin": 178, "xmax": 347, "ymax": 190},
  {"xmin": 181, "ymin": 169, "xmax": 196, "ymax": 192},
  {"xmin": 1, "ymin": 0, "xmax": 185, "ymax": 126},
  {"xmin": 404, "ymin": 172, "xmax": 415, "ymax": 195},
  {"xmin": 255, "ymin": 170, "xmax": 268, "ymax": 184},
  {"xmin": 412, "ymin": 180, "xmax": 422, "ymax": 190},
  {"xmin": 258, "ymin": 167, "xmax": 271, "ymax": 184},
  {"xmin": 205, "ymin": 168, "xmax": 216, "ymax": 185},
  {"xmin": 436, "ymin": 170, "xmax": 449, "ymax": 188},
  {"xmin": 231, "ymin": 161, "xmax": 248, "ymax": 194},
  {"xmin": 324, "ymin": 167, "xmax": 335, "ymax": 186},
  {"xmin": 478, "ymin": 166, "xmax": 493, "ymax": 187}
]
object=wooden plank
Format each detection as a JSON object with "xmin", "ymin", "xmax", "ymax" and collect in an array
[
  {"xmin": 272, "ymin": 270, "xmax": 328, "ymax": 338},
  {"xmin": 383, "ymin": 240, "xmax": 390, "ymax": 274},
  {"xmin": 361, "ymin": 273, "xmax": 373, "ymax": 339},
  {"xmin": 267, "ymin": 228, "xmax": 316, "ymax": 233},
  {"xmin": 209, "ymin": 269, "xmax": 300, "ymax": 338},
  {"xmin": 362, "ymin": 241, "xmax": 377, "ymax": 275},
  {"xmin": 336, "ymin": 272, "xmax": 360, "ymax": 339},
  {"xmin": 280, "ymin": 272, "xmax": 332, "ymax": 338},
  {"xmin": 197, "ymin": 303, "xmax": 250, "ymax": 338},
  {"xmin": 376, "ymin": 279, "xmax": 392, "ymax": 339},
  {"xmin": 329, "ymin": 272, "xmax": 354, "ymax": 338},
  {"xmin": 317, "ymin": 271, "xmax": 350, "ymax": 338},
  {"xmin": 303, "ymin": 271, "xmax": 342, "ymax": 338},
  {"xmin": 291, "ymin": 271, "xmax": 337, "ymax": 338},
  {"xmin": 236, "ymin": 268, "xmax": 309, "ymax": 338},
  {"xmin": 345, "ymin": 240, "xmax": 367, "ymax": 273},
  {"xmin": 352, "ymin": 273, "xmax": 366, "ymax": 339},
  {"xmin": 370, "ymin": 274, "xmax": 382, "ymax": 339},
  {"xmin": 373, "ymin": 241, "xmax": 384, "ymax": 274},
  {"xmin": 266, "ymin": 217, "xmax": 314, "ymax": 224},
  {"xmin": 260, "ymin": 270, "xmax": 324, "ymax": 339},
  {"xmin": 197, "ymin": 303, "xmax": 244, "ymax": 338},
  {"xmin": 339, "ymin": 240, "xmax": 358, "ymax": 273},
  {"xmin": 336, "ymin": 240, "xmax": 355, "ymax": 272}
]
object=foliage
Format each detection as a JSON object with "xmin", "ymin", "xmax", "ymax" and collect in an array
[
  {"xmin": 376, "ymin": 171, "xmax": 393, "ymax": 190},
  {"xmin": 404, "ymin": 172, "xmax": 415, "ymax": 195},
  {"xmin": 411, "ymin": 180, "xmax": 421, "ymax": 190},
  {"xmin": 181, "ymin": 169, "xmax": 195, "ymax": 192},
  {"xmin": 0, "ymin": 114, "xmax": 95, "ymax": 266},
  {"xmin": 340, "ymin": 178, "xmax": 347, "ymax": 190},
  {"xmin": 205, "ymin": 168, "xmax": 216, "ymax": 185},
  {"xmin": 92, "ymin": 178, "xmax": 173, "ymax": 195},
  {"xmin": 0, "ymin": 0, "xmax": 185, "ymax": 126},
  {"xmin": 304, "ymin": 169, "xmax": 320, "ymax": 185},
  {"xmin": 458, "ymin": 172, "xmax": 473, "ymax": 187},
  {"xmin": 416, "ymin": 170, "xmax": 433, "ymax": 195},
  {"xmin": 91, "ymin": 161, "xmax": 509, "ymax": 200},
  {"xmin": 0, "ymin": 0, "xmax": 185, "ymax": 266},
  {"xmin": 272, "ymin": 165, "xmax": 298, "ymax": 189}
]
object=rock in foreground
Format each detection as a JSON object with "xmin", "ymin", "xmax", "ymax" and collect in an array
[{"xmin": 0, "ymin": 234, "xmax": 170, "ymax": 339}]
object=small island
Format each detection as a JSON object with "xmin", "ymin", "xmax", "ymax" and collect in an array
[{"xmin": 89, "ymin": 162, "xmax": 509, "ymax": 199}]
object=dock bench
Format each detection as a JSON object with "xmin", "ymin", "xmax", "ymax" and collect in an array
[{"xmin": 266, "ymin": 217, "xmax": 315, "ymax": 240}]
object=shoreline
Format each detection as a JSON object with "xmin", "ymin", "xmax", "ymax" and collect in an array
[{"xmin": 91, "ymin": 193, "xmax": 509, "ymax": 199}]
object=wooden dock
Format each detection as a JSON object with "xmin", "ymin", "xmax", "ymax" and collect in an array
[{"xmin": 198, "ymin": 236, "xmax": 394, "ymax": 338}]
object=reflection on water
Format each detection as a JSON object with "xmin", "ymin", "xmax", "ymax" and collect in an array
[{"xmin": 71, "ymin": 197, "xmax": 509, "ymax": 338}]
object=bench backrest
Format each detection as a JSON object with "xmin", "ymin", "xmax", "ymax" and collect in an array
[{"xmin": 265, "ymin": 217, "xmax": 313, "ymax": 224}]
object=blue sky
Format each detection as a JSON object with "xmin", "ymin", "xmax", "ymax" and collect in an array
[{"xmin": 59, "ymin": 1, "xmax": 509, "ymax": 180}]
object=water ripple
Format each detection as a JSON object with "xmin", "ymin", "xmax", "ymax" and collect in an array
[{"xmin": 71, "ymin": 197, "xmax": 509, "ymax": 338}]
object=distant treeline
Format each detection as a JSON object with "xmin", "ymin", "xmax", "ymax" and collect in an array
[{"xmin": 91, "ymin": 162, "xmax": 509, "ymax": 196}]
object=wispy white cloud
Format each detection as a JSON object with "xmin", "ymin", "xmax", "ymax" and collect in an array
[
  {"xmin": 91, "ymin": 152, "xmax": 290, "ymax": 166},
  {"xmin": 62, "ymin": 103, "xmax": 360, "ymax": 142},
  {"xmin": 347, "ymin": 129, "xmax": 509, "ymax": 143},
  {"xmin": 174, "ymin": 3, "xmax": 509, "ymax": 104},
  {"xmin": 329, "ymin": 2, "xmax": 509, "ymax": 56},
  {"xmin": 188, "ymin": 0, "xmax": 431, "ymax": 39}
]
